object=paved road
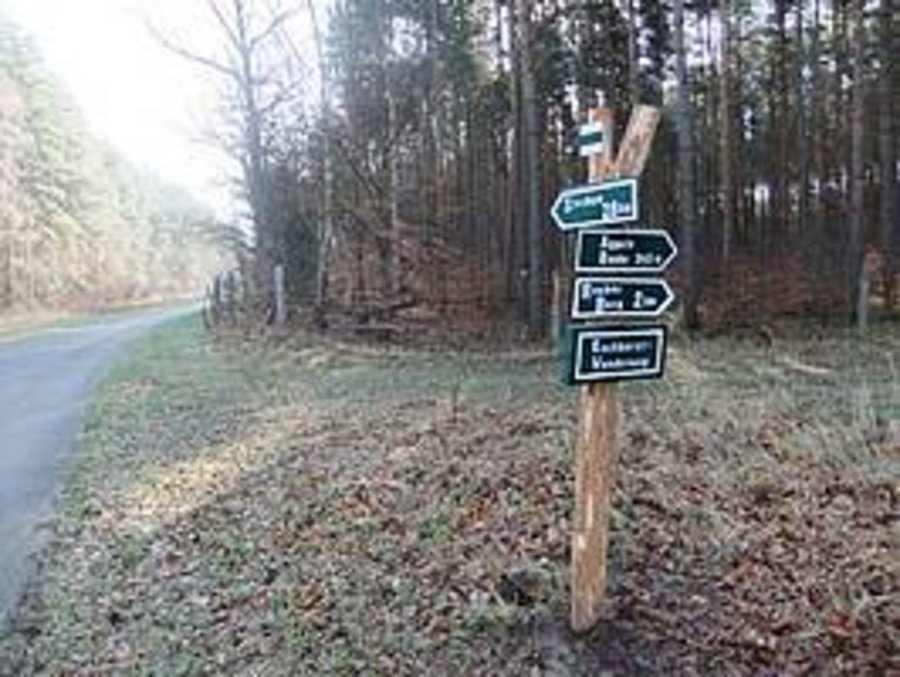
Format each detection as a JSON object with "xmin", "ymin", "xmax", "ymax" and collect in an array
[{"xmin": 0, "ymin": 306, "xmax": 194, "ymax": 624}]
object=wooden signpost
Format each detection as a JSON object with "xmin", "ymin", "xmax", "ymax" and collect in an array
[{"xmin": 556, "ymin": 104, "xmax": 671, "ymax": 632}]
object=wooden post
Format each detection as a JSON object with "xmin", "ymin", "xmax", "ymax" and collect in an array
[
  {"xmin": 571, "ymin": 105, "xmax": 660, "ymax": 632},
  {"xmin": 551, "ymin": 269, "xmax": 563, "ymax": 344},
  {"xmin": 572, "ymin": 106, "xmax": 618, "ymax": 632},
  {"xmin": 614, "ymin": 105, "xmax": 662, "ymax": 178},
  {"xmin": 273, "ymin": 264, "xmax": 286, "ymax": 327}
]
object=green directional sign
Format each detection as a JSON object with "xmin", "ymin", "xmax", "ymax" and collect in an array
[
  {"xmin": 571, "ymin": 277, "xmax": 675, "ymax": 320},
  {"xmin": 563, "ymin": 324, "xmax": 668, "ymax": 384},
  {"xmin": 575, "ymin": 229, "xmax": 677, "ymax": 274},
  {"xmin": 550, "ymin": 178, "xmax": 638, "ymax": 230}
]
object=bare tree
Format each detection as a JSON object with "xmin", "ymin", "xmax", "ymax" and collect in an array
[
  {"xmin": 879, "ymin": 0, "xmax": 897, "ymax": 312},
  {"xmin": 517, "ymin": 0, "xmax": 544, "ymax": 337},
  {"xmin": 304, "ymin": 0, "xmax": 332, "ymax": 325},
  {"xmin": 674, "ymin": 0, "xmax": 698, "ymax": 329},
  {"xmin": 150, "ymin": 0, "xmax": 299, "ymax": 298},
  {"xmin": 848, "ymin": 0, "xmax": 867, "ymax": 327}
]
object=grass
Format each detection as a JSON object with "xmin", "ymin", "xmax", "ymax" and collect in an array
[
  {"xmin": 0, "ymin": 298, "xmax": 198, "ymax": 343},
  {"xmin": 0, "ymin": 310, "xmax": 83, "ymax": 342},
  {"xmin": 0, "ymin": 316, "xmax": 896, "ymax": 675}
]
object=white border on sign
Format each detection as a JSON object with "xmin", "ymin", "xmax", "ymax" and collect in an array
[
  {"xmin": 573, "ymin": 326, "xmax": 666, "ymax": 382},
  {"xmin": 550, "ymin": 177, "xmax": 639, "ymax": 230},
  {"xmin": 570, "ymin": 277, "xmax": 675, "ymax": 320},
  {"xmin": 574, "ymin": 229, "xmax": 678, "ymax": 274}
]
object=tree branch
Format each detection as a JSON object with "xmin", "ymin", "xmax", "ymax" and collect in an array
[
  {"xmin": 147, "ymin": 20, "xmax": 241, "ymax": 83},
  {"xmin": 251, "ymin": 9, "xmax": 298, "ymax": 51},
  {"xmin": 206, "ymin": 0, "xmax": 243, "ymax": 54}
]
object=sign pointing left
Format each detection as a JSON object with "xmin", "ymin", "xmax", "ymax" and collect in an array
[{"xmin": 550, "ymin": 178, "xmax": 638, "ymax": 230}]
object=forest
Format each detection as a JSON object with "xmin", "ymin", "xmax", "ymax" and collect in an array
[
  {"xmin": 0, "ymin": 2, "xmax": 896, "ymax": 672},
  {"xmin": 0, "ymin": 15, "xmax": 226, "ymax": 312},
  {"xmin": 183, "ymin": 0, "xmax": 897, "ymax": 337}
]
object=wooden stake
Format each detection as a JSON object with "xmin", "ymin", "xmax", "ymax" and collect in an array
[
  {"xmin": 572, "ymin": 378, "xmax": 619, "ymax": 630},
  {"xmin": 570, "ymin": 105, "xmax": 659, "ymax": 632},
  {"xmin": 614, "ymin": 106, "xmax": 662, "ymax": 178},
  {"xmin": 551, "ymin": 269, "xmax": 562, "ymax": 344},
  {"xmin": 273, "ymin": 264, "xmax": 286, "ymax": 327},
  {"xmin": 572, "ymin": 106, "xmax": 618, "ymax": 632}
]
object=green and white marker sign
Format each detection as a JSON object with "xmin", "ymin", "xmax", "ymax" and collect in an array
[
  {"xmin": 550, "ymin": 178, "xmax": 638, "ymax": 231},
  {"xmin": 578, "ymin": 121, "xmax": 606, "ymax": 157}
]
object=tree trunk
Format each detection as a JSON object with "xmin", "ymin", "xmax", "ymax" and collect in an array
[
  {"xmin": 795, "ymin": 0, "xmax": 810, "ymax": 237},
  {"xmin": 674, "ymin": 0, "xmax": 699, "ymax": 329},
  {"xmin": 383, "ymin": 85, "xmax": 398, "ymax": 303},
  {"xmin": 307, "ymin": 0, "xmax": 331, "ymax": 326},
  {"xmin": 231, "ymin": 1, "xmax": 271, "ymax": 297},
  {"xmin": 771, "ymin": 0, "xmax": 790, "ymax": 240},
  {"xmin": 810, "ymin": 0, "xmax": 824, "ymax": 241},
  {"xmin": 518, "ymin": 0, "xmax": 544, "ymax": 337},
  {"xmin": 373, "ymin": 6, "xmax": 396, "ymax": 306},
  {"xmin": 424, "ymin": 0, "xmax": 440, "ymax": 253},
  {"xmin": 848, "ymin": 0, "xmax": 867, "ymax": 327},
  {"xmin": 507, "ymin": 0, "xmax": 524, "ymax": 309},
  {"xmin": 627, "ymin": 0, "xmax": 640, "ymax": 105},
  {"xmin": 879, "ymin": 0, "xmax": 897, "ymax": 312},
  {"xmin": 719, "ymin": 0, "xmax": 735, "ymax": 265},
  {"xmin": 732, "ymin": 8, "xmax": 747, "ymax": 242}
]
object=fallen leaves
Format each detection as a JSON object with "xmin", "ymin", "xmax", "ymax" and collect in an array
[{"xmin": 1, "ymin": 320, "xmax": 898, "ymax": 675}]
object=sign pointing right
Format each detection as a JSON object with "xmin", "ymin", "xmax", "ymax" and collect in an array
[
  {"xmin": 572, "ymin": 277, "xmax": 674, "ymax": 319},
  {"xmin": 575, "ymin": 229, "xmax": 677, "ymax": 274}
]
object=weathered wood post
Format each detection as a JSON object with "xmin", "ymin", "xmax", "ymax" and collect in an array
[
  {"xmin": 273, "ymin": 264, "xmax": 286, "ymax": 327},
  {"xmin": 569, "ymin": 105, "xmax": 662, "ymax": 632},
  {"xmin": 571, "ymin": 106, "xmax": 618, "ymax": 632}
]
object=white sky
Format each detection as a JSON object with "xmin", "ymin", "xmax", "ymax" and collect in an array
[{"xmin": 0, "ymin": 0, "xmax": 292, "ymax": 217}]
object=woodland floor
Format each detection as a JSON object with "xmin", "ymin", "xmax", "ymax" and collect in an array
[{"xmin": 0, "ymin": 316, "xmax": 897, "ymax": 675}]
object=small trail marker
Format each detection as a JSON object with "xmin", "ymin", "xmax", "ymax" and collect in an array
[
  {"xmin": 578, "ymin": 120, "xmax": 607, "ymax": 157},
  {"xmin": 575, "ymin": 229, "xmax": 678, "ymax": 274},
  {"xmin": 571, "ymin": 277, "xmax": 674, "ymax": 319}
]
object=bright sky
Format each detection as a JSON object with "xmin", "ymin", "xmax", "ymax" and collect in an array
[{"xmin": 0, "ymin": 0, "xmax": 276, "ymax": 217}]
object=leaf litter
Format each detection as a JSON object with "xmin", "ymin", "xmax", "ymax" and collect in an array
[{"xmin": 0, "ymin": 317, "xmax": 897, "ymax": 675}]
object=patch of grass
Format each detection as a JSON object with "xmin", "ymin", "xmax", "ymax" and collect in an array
[
  {"xmin": 301, "ymin": 349, "xmax": 566, "ymax": 412},
  {"xmin": 0, "ymin": 311, "xmax": 75, "ymax": 342},
  {"xmin": 2, "ymin": 319, "xmax": 897, "ymax": 675},
  {"xmin": 0, "ymin": 302, "xmax": 184, "ymax": 343}
]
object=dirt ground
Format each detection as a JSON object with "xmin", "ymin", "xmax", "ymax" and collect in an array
[{"xmin": 1, "ymin": 317, "xmax": 897, "ymax": 675}]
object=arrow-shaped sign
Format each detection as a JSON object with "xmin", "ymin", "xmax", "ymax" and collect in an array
[
  {"xmin": 567, "ymin": 324, "xmax": 668, "ymax": 384},
  {"xmin": 571, "ymin": 277, "xmax": 675, "ymax": 320},
  {"xmin": 575, "ymin": 229, "xmax": 677, "ymax": 274},
  {"xmin": 550, "ymin": 178, "xmax": 638, "ymax": 230}
]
